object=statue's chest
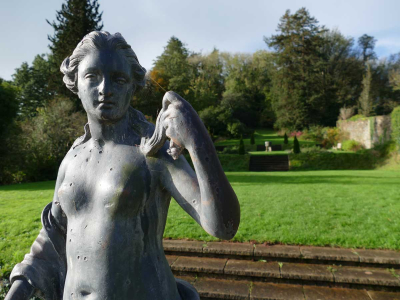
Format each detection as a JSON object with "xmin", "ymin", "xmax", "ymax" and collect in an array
[{"xmin": 58, "ymin": 145, "xmax": 152, "ymax": 218}]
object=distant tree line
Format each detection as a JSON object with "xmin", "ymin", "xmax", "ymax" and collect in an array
[
  {"xmin": 1, "ymin": 4, "xmax": 400, "ymax": 184},
  {"xmin": 134, "ymin": 8, "xmax": 400, "ymax": 135}
]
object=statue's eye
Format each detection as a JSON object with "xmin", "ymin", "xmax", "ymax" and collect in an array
[
  {"xmin": 116, "ymin": 77, "xmax": 127, "ymax": 85},
  {"xmin": 85, "ymin": 73, "xmax": 97, "ymax": 80}
]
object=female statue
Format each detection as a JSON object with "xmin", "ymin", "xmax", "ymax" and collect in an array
[{"xmin": 6, "ymin": 31, "xmax": 240, "ymax": 300}]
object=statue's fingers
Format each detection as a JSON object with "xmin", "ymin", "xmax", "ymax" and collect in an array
[{"xmin": 162, "ymin": 91, "xmax": 185, "ymax": 110}]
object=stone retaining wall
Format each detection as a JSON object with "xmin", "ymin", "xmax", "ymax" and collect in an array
[{"xmin": 338, "ymin": 116, "xmax": 391, "ymax": 149}]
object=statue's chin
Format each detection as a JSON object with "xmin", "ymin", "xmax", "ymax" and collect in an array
[{"xmin": 98, "ymin": 110, "xmax": 126, "ymax": 123}]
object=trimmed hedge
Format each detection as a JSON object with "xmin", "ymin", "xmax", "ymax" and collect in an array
[
  {"xmin": 289, "ymin": 142, "xmax": 395, "ymax": 170},
  {"xmin": 185, "ymin": 154, "xmax": 250, "ymax": 172},
  {"xmin": 289, "ymin": 152, "xmax": 376, "ymax": 170}
]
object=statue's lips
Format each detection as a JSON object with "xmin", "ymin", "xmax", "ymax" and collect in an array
[{"xmin": 98, "ymin": 102, "xmax": 115, "ymax": 109}]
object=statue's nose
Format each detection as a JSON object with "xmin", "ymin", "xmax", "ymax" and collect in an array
[{"xmin": 99, "ymin": 77, "xmax": 113, "ymax": 97}]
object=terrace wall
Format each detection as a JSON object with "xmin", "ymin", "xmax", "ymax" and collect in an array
[{"xmin": 338, "ymin": 116, "xmax": 391, "ymax": 149}]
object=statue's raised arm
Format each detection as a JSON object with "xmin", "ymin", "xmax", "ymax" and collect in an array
[{"xmin": 142, "ymin": 91, "xmax": 240, "ymax": 239}]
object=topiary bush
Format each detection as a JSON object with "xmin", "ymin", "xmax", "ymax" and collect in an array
[
  {"xmin": 293, "ymin": 136, "xmax": 301, "ymax": 154},
  {"xmin": 283, "ymin": 133, "xmax": 288, "ymax": 144},
  {"xmin": 239, "ymin": 136, "xmax": 245, "ymax": 155},
  {"xmin": 391, "ymin": 106, "xmax": 400, "ymax": 149}
]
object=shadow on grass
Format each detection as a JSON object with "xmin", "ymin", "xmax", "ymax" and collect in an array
[
  {"xmin": 0, "ymin": 181, "xmax": 55, "ymax": 192},
  {"xmin": 226, "ymin": 173, "xmax": 399, "ymax": 185}
]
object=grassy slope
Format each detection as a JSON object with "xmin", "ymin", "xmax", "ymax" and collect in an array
[{"xmin": 2, "ymin": 170, "xmax": 400, "ymax": 278}]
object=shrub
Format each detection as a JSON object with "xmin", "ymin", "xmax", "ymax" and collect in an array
[
  {"xmin": 250, "ymin": 132, "xmax": 255, "ymax": 145},
  {"xmin": 1, "ymin": 97, "xmax": 86, "ymax": 184},
  {"xmin": 293, "ymin": 136, "xmax": 300, "ymax": 154},
  {"xmin": 239, "ymin": 136, "xmax": 245, "ymax": 155},
  {"xmin": 322, "ymin": 127, "xmax": 343, "ymax": 149},
  {"xmin": 391, "ymin": 106, "xmax": 400, "ymax": 149},
  {"xmin": 301, "ymin": 125, "xmax": 325, "ymax": 143},
  {"xmin": 283, "ymin": 133, "xmax": 288, "ymax": 144},
  {"xmin": 348, "ymin": 114, "xmax": 368, "ymax": 121},
  {"xmin": 342, "ymin": 140, "xmax": 364, "ymax": 152}
]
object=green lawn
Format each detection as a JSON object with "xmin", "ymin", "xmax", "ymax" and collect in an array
[
  {"xmin": 215, "ymin": 128, "xmax": 315, "ymax": 147},
  {"xmin": 248, "ymin": 151, "xmax": 289, "ymax": 156},
  {"xmin": 1, "ymin": 170, "xmax": 400, "ymax": 278}
]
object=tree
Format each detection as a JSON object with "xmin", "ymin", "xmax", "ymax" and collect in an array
[
  {"xmin": 153, "ymin": 37, "xmax": 194, "ymax": 101},
  {"xmin": 359, "ymin": 63, "xmax": 373, "ymax": 116},
  {"xmin": 319, "ymin": 30, "xmax": 364, "ymax": 124},
  {"xmin": 188, "ymin": 49, "xmax": 225, "ymax": 111},
  {"xmin": 132, "ymin": 70, "xmax": 165, "ymax": 122},
  {"xmin": 219, "ymin": 51, "xmax": 273, "ymax": 129},
  {"xmin": 358, "ymin": 34, "xmax": 377, "ymax": 63},
  {"xmin": 47, "ymin": 0, "xmax": 103, "ymax": 104},
  {"xmin": 389, "ymin": 70, "xmax": 400, "ymax": 91},
  {"xmin": 265, "ymin": 8, "xmax": 327, "ymax": 130},
  {"xmin": 12, "ymin": 54, "xmax": 54, "ymax": 118},
  {"xmin": 250, "ymin": 132, "xmax": 255, "ymax": 145},
  {"xmin": 0, "ymin": 80, "xmax": 19, "ymax": 135}
]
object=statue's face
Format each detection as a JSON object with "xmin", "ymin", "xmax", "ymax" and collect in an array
[{"xmin": 77, "ymin": 49, "xmax": 135, "ymax": 122}]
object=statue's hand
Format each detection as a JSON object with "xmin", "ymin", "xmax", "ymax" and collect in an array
[{"xmin": 161, "ymin": 91, "xmax": 200, "ymax": 156}]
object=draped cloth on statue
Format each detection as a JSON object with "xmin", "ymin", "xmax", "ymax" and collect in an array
[{"xmin": 10, "ymin": 203, "xmax": 199, "ymax": 300}]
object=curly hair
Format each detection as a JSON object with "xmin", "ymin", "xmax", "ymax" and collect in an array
[{"xmin": 60, "ymin": 31, "xmax": 146, "ymax": 94}]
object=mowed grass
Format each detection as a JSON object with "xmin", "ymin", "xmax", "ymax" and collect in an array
[
  {"xmin": 1, "ymin": 170, "xmax": 400, "ymax": 277},
  {"xmin": 215, "ymin": 128, "xmax": 315, "ymax": 147},
  {"xmin": 165, "ymin": 170, "xmax": 400, "ymax": 249}
]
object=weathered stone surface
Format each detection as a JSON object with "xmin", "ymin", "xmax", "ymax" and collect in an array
[
  {"xmin": 280, "ymin": 263, "xmax": 334, "ymax": 282},
  {"xmin": 254, "ymin": 245, "xmax": 301, "ymax": 259},
  {"xmin": 368, "ymin": 290, "xmax": 400, "ymax": 300},
  {"xmin": 166, "ymin": 255, "xmax": 179, "ymax": 266},
  {"xmin": 203, "ymin": 242, "xmax": 254, "ymax": 256},
  {"xmin": 304, "ymin": 285, "xmax": 370, "ymax": 300},
  {"xmin": 334, "ymin": 266, "xmax": 400, "ymax": 286},
  {"xmin": 250, "ymin": 282, "xmax": 304, "ymax": 300},
  {"xmin": 224, "ymin": 259, "xmax": 280, "ymax": 278},
  {"xmin": 194, "ymin": 278, "xmax": 250, "ymax": 299},
  {"xmin": 172, "ymin": 256, "xmax": 228, "ymax": 274},
  {"xmin": 356, "ymin": 249, "xmax": 400, "ymax": 265},
  {"xmin": 163, "ymin": 239, "xmax": 204, "ymax": 253},
  {"xmin": 175, "ymin": 274, "xmax": 197, "ymax": 284},
  {"xmin": 300, "ymin": 247, "xmax": 359, "ymax": 262}
]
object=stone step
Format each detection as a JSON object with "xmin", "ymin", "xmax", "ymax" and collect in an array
[
  {"xmin": 175, "ymin": 275, "xmax": 400, "ymax": 300},
  {"xmin": 167, "ymin": 255, "xmax": 400, "ymax": 292},
  {"xmin": 163, "ymin": 240, "xmax": 400, "ymax": 269}
]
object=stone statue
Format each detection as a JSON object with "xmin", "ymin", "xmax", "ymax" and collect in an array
[{"xmin": 5, "ymin": 31, "xmax": 240, "ymax": 300}]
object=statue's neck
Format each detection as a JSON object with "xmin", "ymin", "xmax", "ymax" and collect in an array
[{"xmin": 87, "ymin": 113, "xmax": 130, "ymax": 144}]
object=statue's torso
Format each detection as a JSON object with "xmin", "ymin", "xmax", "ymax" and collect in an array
[{"xmin": 57, "ymin": 138, "xmax": 180, "ymax": 300}]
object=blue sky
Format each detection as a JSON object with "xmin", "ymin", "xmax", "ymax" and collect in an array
[{"xmin": 1, "ymin": 0, "xmax": 400, "ymax": 80}]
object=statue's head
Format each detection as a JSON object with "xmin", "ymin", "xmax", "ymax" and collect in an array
[
  {"xmin": 60, "ymin": 31, "xmax": 146, "ymax": 122},
  {"xmin": 61, "ymin": 31, "xmax": 146, "ymax": 94}
]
